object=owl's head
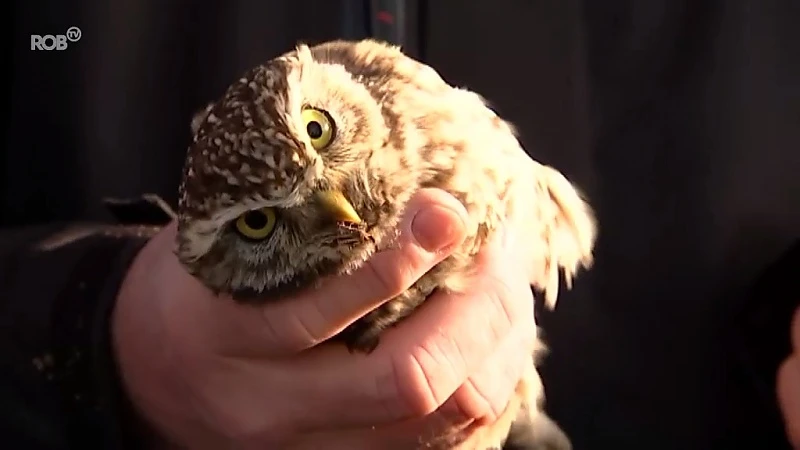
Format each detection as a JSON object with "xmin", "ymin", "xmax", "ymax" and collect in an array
[{"xmin": 176, "ymin": 40, "xmax": 420, "ymax": 299}]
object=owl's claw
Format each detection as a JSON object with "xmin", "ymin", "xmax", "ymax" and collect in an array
[
  {"xmin": 337, "ymin": 221, "xmax": 375, "ymax": 245},
  {"xmin": 345, "ymin": 334, "xmax": 381, "ymax": 354},
  {"xmin": 334, "ymin": 325, "xmax": 382, "ymax": 354},
  {"xmin": 336, "ymin": 221, "xmax": 364, "ymax": 231}
]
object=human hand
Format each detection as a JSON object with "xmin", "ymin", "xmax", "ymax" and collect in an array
[
  {"xmin": 778, "ymin": 306, "xmax": 800, "ymax": 448},
  {"xmin": 112, "ymin": 188, "xmax": 536, "ymax": 449}
]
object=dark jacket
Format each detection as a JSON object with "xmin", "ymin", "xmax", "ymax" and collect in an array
[{"xmin": 5, "ymin": 1, "xmax": 799, "ymax": 448}]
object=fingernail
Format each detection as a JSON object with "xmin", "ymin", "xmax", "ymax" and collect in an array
[{"xmin": 411, "ymin": 206, "xmax": 465, "ymax": 253}]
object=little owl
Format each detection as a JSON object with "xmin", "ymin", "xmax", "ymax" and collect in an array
[{"xmin": 174, "ymin": 39, "xmax": 597, "ymax": 450}]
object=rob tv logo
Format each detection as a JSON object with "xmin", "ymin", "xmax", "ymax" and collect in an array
[{"xmin": 30, "ymin": 27, "xmax": 81, "ymax": 51}]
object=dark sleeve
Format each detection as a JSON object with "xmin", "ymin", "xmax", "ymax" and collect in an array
[
  {"xmin": 0, "ymin": 224, "xmax": 151, "ymax": 449},
  {"xmin": 737, "ymin": 239, "xmax": 800, "ymax": 448}
]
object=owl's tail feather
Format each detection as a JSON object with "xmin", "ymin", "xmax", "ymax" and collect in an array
[{"xmin": 528, "ymin": 163, "xmax": 597, "ymax": 310}]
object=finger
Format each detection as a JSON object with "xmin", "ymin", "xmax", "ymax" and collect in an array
[
  {"xmin": 218, "ymin": 223, "xmax": 533, "ymax": 433},
  {"xmin": 446, "ymin": 323, "xmax": 538, "ymax": 422},
  {"xmin": 273, "ymin": 227, "xmax": 534, "ymax": 430},
  {"xmin": 373, "ymin": 228, "xmax": 535, "ymax": 420},
  {"xmin": 257, "ymin": 188, "xmax": 469, "ymax": 355},
  {"xmin": 777, "ymin": 356, "xmax": 800, "ymax": 447},
  {"xmin": 305, "ymin": 325, "xmax": 535, "ymax": 447},
  {"xmin": 282, "ymin": 327, "xmax": 535, "ymax": 448},
  {"xmin": 791, "ymin": 306, "xmax": 800, "ymax": 352}
]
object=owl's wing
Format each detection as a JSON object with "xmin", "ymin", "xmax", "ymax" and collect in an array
[{"xmin": 523, "ymin": 162, "xmax": 596, "ymax": 309}]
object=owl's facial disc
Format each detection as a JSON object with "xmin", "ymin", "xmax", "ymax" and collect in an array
[{"xmin": 203, "ymin": 186, "xmax": 372, "ymax": 298}]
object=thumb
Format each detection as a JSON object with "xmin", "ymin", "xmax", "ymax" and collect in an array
[{"xmin": 396, "ymin": 187, "xmax": 472, "ymax": 255}]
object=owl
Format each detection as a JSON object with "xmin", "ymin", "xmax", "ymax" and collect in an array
[{"xmin": 175, "ymin": 39, "xmax": 597, "ymax": 450}]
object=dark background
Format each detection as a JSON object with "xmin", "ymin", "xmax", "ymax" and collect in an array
[{"xmin": 7, "ymin": 1, "xmax": 800, "ymax": 448}]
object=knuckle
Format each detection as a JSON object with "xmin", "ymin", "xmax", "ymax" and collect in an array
[
  {"xmin": 365, "ymin": 255, "xmax": 419, "ymax": 298},
  {"xmin": 289, "ymin": 306, "xmax": 326, "ymax": 348},
  {"xmin": 451, "ymin": 374, "xmax": 503, "ymax": 422},
  {"xmin": 262, "ymin": 305, "xmax": 324, "ymax": 353},
  {"xmin": 481, "ymin": 276, "xmax": 532, "ymax": 343},
  {"xmin": 488, "ymin": 263, "xmax": 534, "ymax": 317},
  {"xmin": 460, "ymin": 330, "xmax": 534, "ymax": 421},
  {"xmin": 466, "ymin": 295, "xmax": 508, "ymax": 362},
  {"xmin": 481, "ymin": 351, "xmax": 525, "ymax": 417},
  {"xmin": 392, "ymin": 349, "xmax": 449, "ymax": 417},
  {"xmin": 261, "ymin": 312, "xmax": 287, "ymax": 350},
  {"xmin": 485, "ymin": 285, "xmax": 516, "ymax": 342},
  {"xmin": 468, "ymin": 377, "xmax": 504, "ymax": 419}
]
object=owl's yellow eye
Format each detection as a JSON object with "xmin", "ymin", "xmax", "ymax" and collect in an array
[
  {"xmin": 301, "ymin": 107, "xmax": 335, "ymax": 149},
  {"xmin": 234, "ymin": 208, "xmax": 277, "ymax": 240}
]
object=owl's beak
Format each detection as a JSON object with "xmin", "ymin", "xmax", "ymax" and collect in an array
[{"xmin": 313, "ymin": 190, "xmax": 363, "ymax": 225}]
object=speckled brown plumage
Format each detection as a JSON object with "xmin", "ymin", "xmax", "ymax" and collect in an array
[{"xmin": 175, "ymin": 39, "xmax": 597, "ymax": 450}]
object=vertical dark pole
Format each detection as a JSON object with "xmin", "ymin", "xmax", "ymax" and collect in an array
[
  {"xmin": 369, "ymin": 0, "xmax": 407, "ymax": 47},
  {"xmin": 340, "ymin": 0, "xmax": 369, "ymax": 40},
  {"xmin": 340, "ymin": 0, "xmax": 422, "ymax": 59}
]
